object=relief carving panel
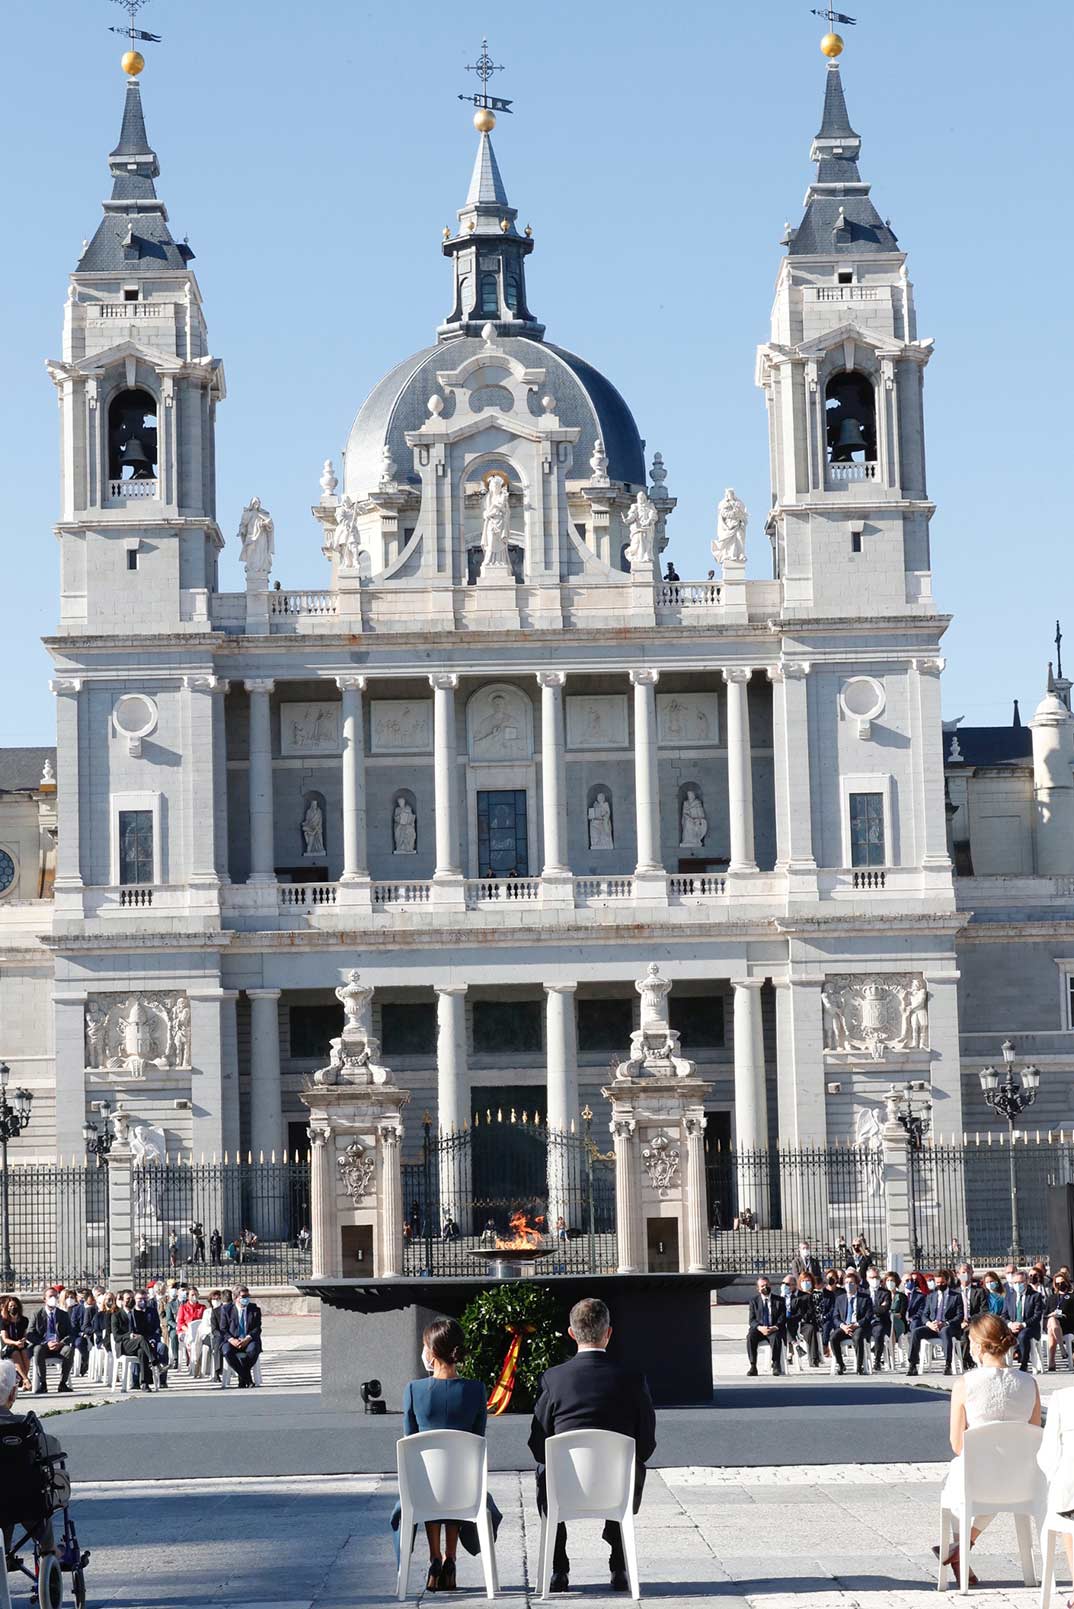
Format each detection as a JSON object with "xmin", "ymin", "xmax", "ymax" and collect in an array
[
  {"xmin": 85, "ymin": 992, "xmax": 191, "ymax": 1078},
  {"xmin": 565, "ymin": 695, "xmax": 629, "ymax": 751},
  {"xmin": 821, "ymin": 974, "xmax": 930, "ymax": 1060},
  {"xmin": 280, "ymin": 702, "xmax": 341, "ymax": 756},
  {"xmin": 370, "ymin": 700, "xmax": 432, "ymax": 755}
]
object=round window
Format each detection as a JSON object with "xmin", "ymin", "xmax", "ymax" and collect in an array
[
  {"xmin": 0, "ymin": 849, "xmax": 15, "ymax": 895},
  {"xmin": 839, "ymin": 676, "xmax": 885, "ymax": 723},
  {"xmin": 112, "ymin": 693, "xmax": 158, "ymax": 740}
]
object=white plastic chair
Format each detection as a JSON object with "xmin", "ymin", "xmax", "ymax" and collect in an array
[
  {"xmin": 537, "ymin": 1429, "xmax": 640, "ymax": 1601},
  {"xmin": 937, "ymin": 1421, "xmax": 1043, "ymax": 1594},
  {"xmin": 395, "ymin": 1430, "xmax": 498, "ymax": 1601},
  {"xmin": 221, "ymin": 1351, "xmax": 262, "ymax": 1387},
  {"xmin": 828, "ymin": 1337, "xmax": 872, "ymax": 1375},
  {"xmin": 110, "ymin": 1334, "xmax": 134, "ymax": 1393},
  {"xmin": 192, "ymin": 1318, "xmax": 214, "ymax": 1379},
  {"xmin": 1039, "ymin": 1508, "xmax": 1074, "ymax": 1607}
]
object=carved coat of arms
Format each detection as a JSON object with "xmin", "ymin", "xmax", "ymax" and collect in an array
[
  {"xmin": 641, "ymin": 1133, "xmax": 681, "ymax": 1191},
  {"xmin": 338, "ymin": 1141, "xmax": 376, "ymax": 1204}
]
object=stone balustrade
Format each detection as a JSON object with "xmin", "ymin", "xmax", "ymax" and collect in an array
[
  {"xmin": 826, "ymin": 461, "xmax": 877, "ymax": 483},
  {"xmin": 107, "ymin": 478, "xmax": 158, "ymax": 500},
  {"xmin": 267, "ymin": 589, "xmax": 338, "ymax": 618},
  {"xmin": 464, "ymin": 876, "xmax": 541, "ymax": 907}
]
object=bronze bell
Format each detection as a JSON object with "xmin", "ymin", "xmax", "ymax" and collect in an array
[
  {"xmin": 119, "ymin": 436, "xmax": 154, "ymax": 479},
  {"xmin": 832, "ymin": 416, "xmax": 867, "ymax": 461}
]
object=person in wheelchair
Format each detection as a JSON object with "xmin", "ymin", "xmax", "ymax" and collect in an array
[{"xmin": 0, "ymin": 1356, "xmax": 89, "ymax": 1606}]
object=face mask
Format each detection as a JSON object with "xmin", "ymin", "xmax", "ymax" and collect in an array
[
  {"xmin": 238, "ymin": 1297, "xmax": 249, "ymax": 1308},
  {"xmin": 421, "ymin": 1346, "xmax": 435, "ymax": 1372},
  {"xmin": 177, "ymin": 1290, "xmax": 187, "ymax": 1302},
  {"xmin": 986, "ymin": 1281, "xmax": 998, "ymax": 1291},
  {"xmin": 926, "ymin": 1279, "xmax": 936, "ymax": 1291},
  {"xmin": 886, "ymin": 1281, "xmax": 897, "ymax": 1291},
  {"xmin": 135, "ymin": 1297, "xmax": 146, "ymax": 1309},
  {"xmin": 867, "ymin": 1277, "xmax": 879, "ymax": 1288},
  {"xmin": 1013, "ymin": 1282, "xmax": 1025, "ymax": 1292},
  {"xmin": 845, "ymin": 1285, "xmax": 857, "ymax": 1297},
  {"xmin": 801, "ymin": 1282, "xmax": 812, "ymax": 1292},
  {"xmin": 211, "ymin": 1299, "xmax": 220, "ymax": 1308},
  {"xmin": 45, "ymin": 1296, "xmax": 58, "ymax": 1309}
]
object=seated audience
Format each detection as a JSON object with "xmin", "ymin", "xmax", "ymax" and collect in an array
[
  {"xmin": 952, "ymin": 1262, "xmax": 988, "ymax": 1370},
  {"xmin": 132, "ymin": 1289, "xmax": 169, "ymax": 1387},
  {"xmin": 210, "ymin": 1288, "xmax": 234, "ymax": 1384},
  {"xmin": 982, "ymin": 1270, "xmax": 1006, "ymax": 1316},
  {"xmin": 791, "ymin": 1271, "xmax": 823, "ymax": 1366},
  {"xmin": 907, "ymin": 1270, "xmax": 960, "ymax": 1376},
  {"xmin": 176, "ymin": 1286, "xmax": 207, "ymax": 1365},
  {"xmin": 831, "ymin": 1270, "xmax": 874, "ymax": 1374},
  {"xmin": 222, "ymin": 1286, "xmax": 262, "ymax": 1387},
  {"xmin": 1003, "ymin": 1267, "xmax": 1045, "ymax": 1372},
  {"xmin": 864, "ymin": 1265, "xmax": 891, "ymax": 1368},
  {"xmin": 391, "ymin": 1317, "xmax": 502, "ymax": 1593},
  {"xmin": 111, "ymin": 1290, "xmax": 158, "ymax": 1390},
  {"xmin": 1045, "ymin": 1273, "xmax": 1074, "ymax": 1370},
  {"xmin": 1038, "ymin": 1381, "xmax": 1074, "ymax": 1581},
  {"xmin": 28, "ymin": 1289, "xmax": 74, "ymax": 1395},
  {"xmin": 528, "ymin": 1296, "xmax": 655, "ymax": 1596},
  {"xmin": 0, "ymin": 1296, "xmax": 31, "ymax": 1391},
  {"xmin": 746, "ymin": 1276, "xmax": 786, "ymax": 1375},
  {"xmin": 934, "ymin": 1313, "xmax": 1041, "ymax": 1585},
  {"xmin": 885, "ymin": 1271, "xmax": 909, "ymax": 1350}
]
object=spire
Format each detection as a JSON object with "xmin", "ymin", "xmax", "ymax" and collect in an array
[
  {"xmin": 785, "ymin": 64, "xmax": 900, "ymax": 257},
  {"xmin": 77, "ymin": 77, "xmax": 194, "ymax": 274},
  {"xmin": 439, "ymin": 128, "xmax": 544, "ymax": 341}
]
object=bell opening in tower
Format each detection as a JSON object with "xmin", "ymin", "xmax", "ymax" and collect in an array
[
  {"xmin": 825, "ymin": 370, "xmax": 876, "ymax": 463},
  {"xmin": 107, "ymin": 388, "xmax": 158, "ymax": 481}
]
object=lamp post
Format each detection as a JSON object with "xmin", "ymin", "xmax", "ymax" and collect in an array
[
  {"xmin": 82, "ymin": 1101, "xmax": 115, "ymax": 1162},
  {"xmin": 979, "ymin": 1040, "xmax": 1040, "ymax": 1263},
  {"xmin": 0, "ymin": 1061, "xmax": 34, "ymax": 1290},
  {"xmin": 887, "ymin": 1080, "xmax": 932, "ymax": 1267}
]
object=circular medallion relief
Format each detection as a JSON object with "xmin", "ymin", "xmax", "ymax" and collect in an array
[
  {"xmin": 0, "ymin": 849, "xmax": 15, "ymax": 895},
  {"xmin": 112, "ymin": 693, "xmax": 158, "ymax": 742},
  {"xmin": 839, "ymin": 676, "xmax": 885, "ymax": 724}
]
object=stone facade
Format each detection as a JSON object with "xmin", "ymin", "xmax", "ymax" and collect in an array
[{"xmin": 1, "ymin": 58, "xmax": 1070, "ymax": 1168}]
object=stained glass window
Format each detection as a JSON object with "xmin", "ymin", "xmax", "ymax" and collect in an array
[
  {"xmin": 118, "ymin": 809, "xmax": 153, "ymax": 885},
  {"xmin": 849, "ymin": 791, "xmax": 885, "ymax": 867}
]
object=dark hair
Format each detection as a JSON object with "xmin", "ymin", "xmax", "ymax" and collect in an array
[
  {"xmin": 2, "ymin": 1296, "xmax": 22, "ymax": 1319},
  {"xmin": 423, "ymin": 1316, "xmax": 467, "ymax": 1366},
  {"xmin": 569, "ymin": 1297, "xmax": 612, "ymax": 1345}
]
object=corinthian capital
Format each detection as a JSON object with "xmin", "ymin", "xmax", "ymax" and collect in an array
[{"xmin": 629, "ymin": 669, "xmax": 660, "ymax": 688}]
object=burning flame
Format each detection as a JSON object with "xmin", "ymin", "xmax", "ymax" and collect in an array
[{"xmin": 495, "ymin": 1211, "xmax": 546, "ymax": 1251}]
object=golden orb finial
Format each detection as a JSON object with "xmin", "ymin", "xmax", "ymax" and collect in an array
[
  {"xmin": 473, "ymin": 106, "xmax": 496, "ymax": 134},
  {"xmin": 442, "ymin": 226, "xmax": 451, "ymax": 241},
  {"xmin": 121, "ymin": 48, "xmax": 145, "ymax": 76},
  {"xmin": 820, "ymin": 31, "xmax": 844, "ymax": 58}
]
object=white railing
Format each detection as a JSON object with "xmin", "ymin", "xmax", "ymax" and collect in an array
[
  {"xmin": 372, "ymin": 880, "xmax": 432, "ymax": 907},
  {"xmin": 107, "ymin": 478, "xmax": 158, "ymax": 500},
  {"xmin": 812, "ymin": 285, "xmax": 881, "ymax": 301},
  {"xmin": 464, "ymin": 876, "xmax": 541, "ymax": 908},
  {"xmin": 827, "ymin": 461, "xmax": 877, "ymax": 482},
  {"xmin": 89, "ymin": 301, "xmax": 171, "ymax": 318},
  {"xmin": 268, "ymin": 589, "xmax": 338, "ymax": 618},
  {"xmin": 277, "ymin": 882, "xmax": 337, "ymax": 909},
  {"xmin": 659, "ymin": 582, "xmax": 721, "ymax": 607},
  {"xmin": 668, "ymin": 873, "xmax": 727, "ymax": 900},
  {"xmin": 574, "ymin": 876, "xmax": 635, "ymax": 903},
  {"xmin": 84, "ymin": 885, "xmax": 187, "ymax": 915}
]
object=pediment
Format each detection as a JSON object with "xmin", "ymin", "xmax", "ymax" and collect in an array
[
  {"xmin": 64, "ymin": 339, "xmax": 187, "ymax": 378},
  {"xmin": 405, "ymin": 411, "xmax": 580, "ymax": 449},
  {"xmin": 796, "ymin": 322, "xmax": 905, "ymax": 360}
]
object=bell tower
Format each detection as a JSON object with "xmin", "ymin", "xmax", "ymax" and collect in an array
[
  {"xmin": 756, "ymin": 39, "xmax": 935, "ymax": 618},
  {"xmin": 48, "ymin": 55, "xmax": 225, "ymax": 633}
]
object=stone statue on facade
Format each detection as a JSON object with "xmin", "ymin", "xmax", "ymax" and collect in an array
[
  {"xmin": 238, "ymin": 497, "xmax": 274, "ymax": 587},
  {"xmin": 130, "ymin": 1122, "xmax": 166, "ymax": 1168},
  {"xmin": 713, "ymin": 488, "xmax": 747, "ymax": 569},
  {"xmin": 624, "ymin": 490, "xmax": 659, "ymax": 568},
  {"xmin": 85, "ymin": 1002, "xmax": 107, "ymax": 1070},
  {"xmin": 332, "ymin": 495, "xmax": 363, "ymax": 570},
  {"xmin": 680, "ymin": 789, "xmax": 708, "ymax": 848},
  {"xmin": 392, "ymin": 797, "xmax": 417, "ymax": 854},
  {"xmin": 301, "ymin": 797, "xmax": 325, "ymax": 856},
  {"xmin": 612, "ymin": 963, "xmax": 696, "ymax": 1080},
  {"xmin": 821, "ymin": 985, "xmax": 848, "ymax": 1052},
  {"xmin": 479, "ymin": 473, "xmax": 512, "ymax": 572},
  {"xmin": 588, "ymin": 792, "xmax": 613, "ymax": 850},
  {"xmin": 169, "ymin": 996, "xmax": 190, "ymax": 1068}
]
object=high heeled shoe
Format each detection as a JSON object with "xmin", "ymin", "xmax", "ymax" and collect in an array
[
  {"xmin": 440, "ymin": 1558, "xmax": 457, "ymax": 1591},
  {"xmin": 426, "ymin": 1558, "xmax": 443, "ymax": 1593}
]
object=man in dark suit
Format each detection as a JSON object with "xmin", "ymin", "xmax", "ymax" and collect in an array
[
  {"xmin": 29, "ymin": 1291, "xmax": 74, "ymax": 1394},
  {"xmin": 792, "ymin": 1241, "xmax": 823, "ymax": 1284},
  {"xmin": 1003, "ymin": 1269, "xmax": 1045, "ymax": 1371},
  {"xmin": 223, "ymin": 1287, "xmax": 262, "ymax": 1386},
  {"xmin": 907, "ymin": 1273, "xmax": 961, "ymax": 1374},
  {"xmin": 746, "ymin": 1276, "xmax": 786, "ymax": 1375},
  {"xmin": 209, "ymin": 1288, "xmax": 233, "ymax": 1383},
  {"xmin": 131, "ymin": 1291, "xmax": 169, "ymax": 1388},
  {"xmin": 953, "ymin": 1262, "xmax": 988, "ymax": 1369},
  {"xmin": 831, "ymin": 1271, "xmax": 875, "ymax": 1374},
  {"xmin": 67, "ymin": 1290, "xmax": 93, "ymax": 1377},
  {"xmin": 528, "ymin": 1296, "xmax": 656, "ymax": 1595},
  {"xmin": 864, "ymin": 1267, "xmax": 891, "ymax": 1369}
]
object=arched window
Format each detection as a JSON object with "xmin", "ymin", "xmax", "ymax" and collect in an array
[
  {"xmin": 479, "ymin": 272, "xmax": 499, "ymax": 315},
  {"xmin": 824, "ymin": 370, "xmax": 876, "ymax": 463},
  {"xmin": 107, "ymin": 388, "xmax": 158, "ymax": 481},
  {"xmin": 504, "ymin": 271, "xmax": 520, "ymax": 313}
]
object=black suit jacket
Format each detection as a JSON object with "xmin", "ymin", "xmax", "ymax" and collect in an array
[
  {"xmin": 833, "ymin": 1291, "xmax": 875, "ymax": 1329},
  {"xmin": 528, "ymin": 1349, "xmax": 656, "ymax": 1508},
  {"xmin": 747, "ymin": 1293, "xmax": 787, "ymax": 1332},
  {"xmin": 224, "ymin": 1302, "xmax": 262, "ymax": 1343},
  {"xmin": 869, "ymin": 1286, "xmax": 892, "ymax": 1323},
  {"xmin": 792, "ymin": 1254, "xmax": 823, "ymax": 1282},
  {"xmin": 28, "ymin": 1308, "xmax": 72, "ymax": 1347},
  {"xmin": 1003, "ymin": 1287, "xmax": 1045, "ymax": 1335},
  {"xmin": 951, "ymin": 1283, "xmax": 988, "ymax": 1326},
  {"xmin": 915, "ymin": 1288, "xmax": 962, "ymax": 1329}
]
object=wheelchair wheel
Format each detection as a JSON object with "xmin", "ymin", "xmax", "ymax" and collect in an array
[
  {"xmin": 72, "ymin": 1565, "xmax": 87, "ymax": 1607},
  {"xmin": 37, "ymin": 1553, "xmax": 62, "ymax": 1609}
]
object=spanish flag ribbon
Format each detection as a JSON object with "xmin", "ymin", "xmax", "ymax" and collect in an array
[{"xmin": 487, "ymin": 1330, "xmax": 523, "ymax": 1416}]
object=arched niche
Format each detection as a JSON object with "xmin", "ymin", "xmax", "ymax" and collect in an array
[
  {"xmin": 825, "ymin": 369, "xmax": 876, "ymax": 463},
  {"xmin": 300, "ymin": 790, "xmax": 327, "ymax": 859},
  {"xmin": 678, "ymin": 781, "xmax": 708, "ymax": 850},
  {"xmin": 586, "ymin": 784, "xmax": 615, "ymax": 851},
  {"xmin": 466, "ymin": 683, "xmax": 534, "ymax": 762},
  {"xmin": 463, "ymin": 460, "xmax": 526, "ymax": 585},
  {"xmin": 107, "ymin": 387, "xmax": 158, "ymax": 481}
]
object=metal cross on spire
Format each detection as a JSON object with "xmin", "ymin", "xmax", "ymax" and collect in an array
[
  {"xmin": 108, "ymin": 0, "xmax": 162, "ymax": 47},
  {"xmin": 458, "ymin": 38, "xmax": 513, "ymax": 116},
  {"xmin": 1056, "ymin": 620, "xmax": 1065, "ymax": 680}
]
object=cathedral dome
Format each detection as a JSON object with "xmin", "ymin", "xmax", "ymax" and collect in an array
[{"xmin": 343, "ymin": 334, "xmax": 645, "ymax": 502}]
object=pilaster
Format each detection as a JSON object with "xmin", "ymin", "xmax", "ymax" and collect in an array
[
  {"xmin": 629, "ymin": 669, "xmax": 667, "ymax": 905},
  {"xmin": 336, "ymin": 674, "xmax": 372, "ymax": 912},
  {"xmin": 429, "ymin": 674, "xmax": 465, "ymax": 910}
]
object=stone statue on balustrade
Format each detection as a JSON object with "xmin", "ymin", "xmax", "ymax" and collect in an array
[
  {"xmin": 238, "ymin": 497, "xmax": 274, "ymax": 588},
  {"xmin": 680, "ymin": 789, "xmax": 708, "ymax": 848},
  {"xmin": 588, "ymin": 792, "xmax": 613, "ymax": 850},
  {"xmin": 613, "ymin": 963, "xmax": 696, "ymax": 1081},
  {"xmin": 392, "ymin": 797, "xmax": 417, "ymax": 855},
  {"xmin": 301, "ymin": 797, "xmax": 325, "ymax": 857},
  {"xmin": 624, "ymin": 490, "xmax": 659, "ymax": 569},
  {"xmin": 330, "ymin": 495, "xmax": 364, "ymax": 571},
  {"xmin": 712, "ymin": 488, "xmax": 747, "ymax": 570},
  {"xmin": 478, "ymin": 473, "xmax": 512, "ymax": 573}
]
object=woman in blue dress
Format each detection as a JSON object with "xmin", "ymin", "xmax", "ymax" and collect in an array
[{"xmin": 391, "ymin": 1316, "xmax": 502, "ymax": 1593}]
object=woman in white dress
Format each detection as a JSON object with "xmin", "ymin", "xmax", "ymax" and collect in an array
[
  {"xmin": 934, "ymin": 1312, "xmax": 1041, "ymax": 1585},
  {"xmin": 1039, "ymin": 1383, "xmax": 1074, "ymax": 1601}
]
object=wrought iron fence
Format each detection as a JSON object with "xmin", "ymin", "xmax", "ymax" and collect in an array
[
  {"xmin": 401, "ymin": 1108, "xmax": 617, "ymax": 1277},
  {"xmin": 0, "ymin": 1163, "xmax": 109, "ymax": 1292},
  {"xmin": 130, "ymin": 1159, "xmax": 312, "ymax": 1286},
  {"xmin": 911, "ymin": 1137, "xmax": 1074, "ymax": 1268},
  {"xmin": 705, "ymin": 1143, "xmax": 887, "ymax": 1275}
]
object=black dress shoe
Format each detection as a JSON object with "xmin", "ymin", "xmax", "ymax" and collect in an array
[
  {"xmin": 746, "ymin": 1366, "xmax": 758, "ymax": 1376},
  {"xmin": 610, "ymin": 1568, "xmax": 630, "ymax": 1591},
  {"xmin": 57, "ymin": 1384, "xmax": 73, "ymax": 1394},
  {"xmin": 943, "ymin": 1366, "xmax": 952, "ymax": 1376},
  {"xmin": 906, "ymin": 1366, "xmax": 919, "ymax": 1376},
  {"xmin": 549, "ymin": 1572, "xmax": 570, "ymax": 1593}
]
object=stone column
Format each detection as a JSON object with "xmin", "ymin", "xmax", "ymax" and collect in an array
[
  {"xmin": 683, "ymin": 1114, "xmax": 709, "ymax": 1274},
  {"xmin": 183, "ymin": 676, "xmax": 226, "ymax": 894},
  {"xmin": 435, "ymin": 984, "xmax": 469, "ymax": 1222},
  {"xmin": 378, "ymin": 1121, "xmax": 403, "ymax": 1279},
  {"xmin": 629, "ymin": 669, "xmax": 666, "ymax": 901},
  {"xmin": 723, "ymin": 669, "xmax": 757, "ymax": 874},
  {"xmin": 53, "ymin": 993, "xmax": 89, "ymax": 1158},
  {"xmin": 107, "ymin": 1133, "xmax": 134, "ymax": 1288},
  {"xmin": 537, "ymin": 671, "xmax": 572, "ymax": 904},
  {"xmin": 244, "ymin": 679, "xmax": 276, "ymax": 884},
  {"xmin": 611, "ymin": 1116, "xmax": 642, "ymax": 1274},
  {"xmin": 308, "ymin": 1123, "xmax": 336, "ymax": 1280},
  {"xmin": 219, "ymin": 990, "xmax": 241, "ymax": 1160},
  {"xmin": 187, "ymin": 988, "xmax": 230, "ymax": 1159},
  {"xmin": 429, "ymin": 674, "xmax": 464, "ymax": 906},
  {"xmin": 247, "ymin": 988, "xmax": 283, "ymax": 1160},
  {"xmin": 336, "ymin": 675, "xmax": 371, "ymax": 907},
  {"xmin": 211, "ymin": 680, "xmax": 231, "ymax": 883},
  {"xmin": 923, "ymin": 969, "xmax": 964, "ymax": 1137},
  {"xmin": 732, "ymin": 977, "xmax": 769, "ymax": 1223},
  {"xmin": 50, "ymin": 678, "xmax": 83, "ymax": 907},
  {"xmin": 768, "ymin": 660, "xmax": 817, "ymax": 894},
  {"xmin": 545, "ymin": 983, "xmax": 579, "ymax": 1231}
]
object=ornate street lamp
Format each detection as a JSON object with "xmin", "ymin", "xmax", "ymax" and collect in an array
[
  {"xmin": 979, "ymin": 1040, "xmax": 1040, "ymax": 1263},
  {"xmin": 0, "ymin": 1061, "xmax": 34, "ymax": 1289},
  {"xmin": 886, "ymin": 1080, "xmax": 932, "ymax": 1267},
  {"xmin": 82, "ymin": 1101, "xmax": 115, "ymax": 1161}
]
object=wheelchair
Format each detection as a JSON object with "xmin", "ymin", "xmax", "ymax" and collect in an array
[{"xmin": 1, "ymin": 1411, "xmax": 89, "ymax": 1608}]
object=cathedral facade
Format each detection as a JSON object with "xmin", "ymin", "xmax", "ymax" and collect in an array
[{"xmin": 3, "ymin": 49, "xmax": 1074, "ymax": 1170}]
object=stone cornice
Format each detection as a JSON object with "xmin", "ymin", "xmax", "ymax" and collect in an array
[
  {"xmin": 43, "ymin": 931, "xmax": 232, "ymax": 954},
  {"xmin": 775, "ymin": 913, "xmax": 967, "ymax": 937}
]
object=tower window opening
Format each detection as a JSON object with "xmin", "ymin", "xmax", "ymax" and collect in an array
[
  {"xmin": 850, "ymin": 530, "xmax": 862, "ymax": 554},
  {"xmin": 825, "ymin": 369, "xmax": 876, "ymax": 463},
  {"xmin": 479, "ymin": 272, "xmax": 499, "ymax": 315},
  {"xmin": 123, "ymin": 287, "xmax": 140, "ymax": 302},
  {"xmin": 107, "ymin": 388, "xmax": 158, "ymax": 481},
  {"xmin": 505, "ymin": 271, "xmax": 520, "ymax": 313},
  {"xmin": 837, "ymin": 270, "xmax": 853, "ymax": 285},
  {"xmin": 126, "ymin": 550, "xmax": 138, "ymax": 571}
]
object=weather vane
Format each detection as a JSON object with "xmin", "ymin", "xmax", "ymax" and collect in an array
[
  {"xmin": 108, "ymin": 0, "xmax": 162, "ymax": 64},
  {"xmin": 458, "ymin": 38, "xmax": 513, "ymax": 129},
  {"xmin": 811, "ymin": 5, "xmax": 855, "ymax": 59},
  {"xmin": 810, "ymin": 7, "xmax": 857, "ymax": 25}
]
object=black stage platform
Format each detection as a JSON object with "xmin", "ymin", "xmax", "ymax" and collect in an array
[{"xmin": 298, "ymin": 1273, "xmax": 733, "ymax": 1408}]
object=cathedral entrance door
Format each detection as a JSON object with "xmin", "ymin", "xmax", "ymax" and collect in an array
[{"xmin": 476, "ymin": 790, "xmax": 529, "ymax": 878}]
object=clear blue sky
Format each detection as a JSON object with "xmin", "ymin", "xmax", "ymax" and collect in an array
[{"xmin": 1, "ymin": 0, "xmax": 1069, "ymax": 741}]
